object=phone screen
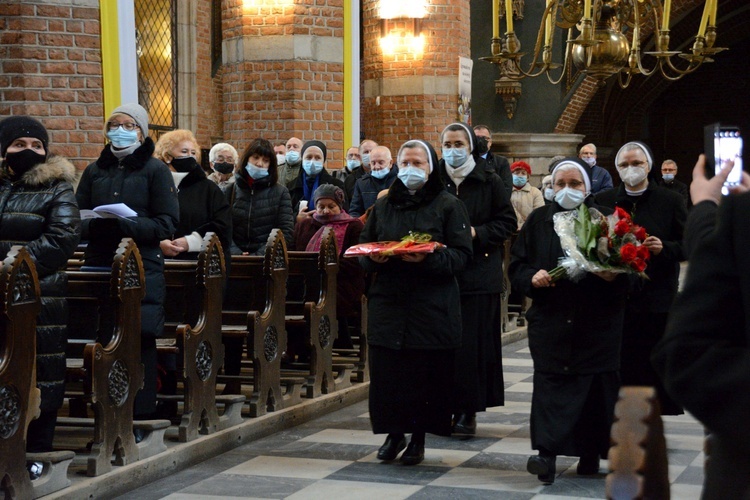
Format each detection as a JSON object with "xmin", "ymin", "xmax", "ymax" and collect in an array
[{"xmin": 715, "ymin": 128, "xmax": 743, "ymax": 194}]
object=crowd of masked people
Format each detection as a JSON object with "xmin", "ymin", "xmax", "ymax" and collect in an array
[{"xmin": 3, "ymin": 105, "xmax": 748, "ymax": 495}]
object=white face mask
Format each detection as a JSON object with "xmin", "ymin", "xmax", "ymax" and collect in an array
[
  {"xmin": 618, "ymin": 166, "xmax": 648, "ymax": 187},
  {"xmin": 276, "ymin": 153, "xmax": 286, "ymax": 166},
  {"xmin": 554, "ymin": 187, "xmax": 586, "ymax": 210},
  {"xmin": 581, "ymin": 156, "xmax": 596, "ymax": 167}
]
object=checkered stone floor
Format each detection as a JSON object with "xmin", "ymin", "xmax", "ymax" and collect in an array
[{"xmin": 116, "ymin": 339, "xmax": 706, "ymax": 499}]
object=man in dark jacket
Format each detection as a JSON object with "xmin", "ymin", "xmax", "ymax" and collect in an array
[
  {"xmin": 349, "ymin": 145, "xmax": 398, "ymax": 217},
  {"xmin": 77, "ymin": 103, "xmax": 179, "ymax": 425},
  {"xmin": 653, "ymin": 155, "xmax": 750, "ymax": 499},
  {"xmin": 657, "ymin": 159, "xmax": 690, "ymax": 208},
  {"xmin": 473, "ymin": 125, "xmax": 512, "ymax": 196},
  {"xmin": 0, "ymin": 116, "xmax": 81, "ymax": 457}
]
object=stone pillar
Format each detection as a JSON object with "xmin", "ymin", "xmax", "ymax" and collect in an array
[
  {"xmin": 361, "ymin": 0, "xmax": 470, "ymax": 154},
  {"xmin": 0, "ymin": 0, "xmax": 104, "ymax": 169},
  {"xmin": 494, "ymin": 132, "xmax": 585, "ymax": 184},
  {"xmin": 221, "ymin": 0, "xmax": 345, "ymax": 162}
]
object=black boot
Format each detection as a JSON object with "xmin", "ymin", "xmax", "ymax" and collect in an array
[
  {"xmin": 453, "ymin": 412, "xmax": 477, "ymax": 435},
  {"xmin": 377, "ymin": 433, "xmax": 406, "ymax": 461},
  {"xmin": 401, "ymin": 432, "xmax": 425, "ymax": 465},
  {"xmin": 527, "ymin": 453, "xmax": 556, "ymax": 484}
]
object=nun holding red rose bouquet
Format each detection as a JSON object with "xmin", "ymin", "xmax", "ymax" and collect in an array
[{"xmin": 549, "ymin": 204, "xmax": 650, "ymax": 282}]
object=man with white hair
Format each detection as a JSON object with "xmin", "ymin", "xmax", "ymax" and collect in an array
[
  {"xmin": 349, "ymin": 145, "xmax": 398, "ymax": 217},
  {"xmin": 657, "ymin": 159, "xmax": 689, "ymax": 207},
  {"xmin": 207, "ymin": 142, "xmax": 239, "ymax": 189},
  {"xmin": 578, "ymin": 143, "xmax": 613, "ymax": 195}
]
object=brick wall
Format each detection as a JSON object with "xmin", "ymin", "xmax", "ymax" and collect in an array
[
  {"xmin": 221, "ymin": 0, "xmax": 345, "ymax": 162},
  {"xmin": 195, "ymin": 0, "xmax": 224, "ymax": 148},
  {"xmin": 361, "ymin": 0, "xmax": 470, "ymax": 155},
  {"xmin": 0, "ymin": 0, "xmax": 103, "ymax": 170}
]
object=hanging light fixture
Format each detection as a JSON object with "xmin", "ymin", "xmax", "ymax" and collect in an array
[{"xmin": 482, "ymin": 0, "xmax": 726, "ymax": 116}]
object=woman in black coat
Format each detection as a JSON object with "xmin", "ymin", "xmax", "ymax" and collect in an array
[
  {"xmin": 595, "ymin": 141, "xmax": 687, "ymax": 415},
  {"xmin": 359, "ymin": 139, "xmax": 473, "ymax": 465},
  {"xmin": 76, "ymin": 103, "xmax": 179, "ymax": 424},
  {"xmin": 287, "ymin": 140, "xmax": 345, "ymax": 219},
  {"xmin": 153, "ymin": 129, "xmax": 232, "ymax": 259},
  {"xmin": 510, "ymin": 159, "xmax": 629, "ymax": 484},
  {"xmin": 222, "ymin": 138, "xmax": 294, "ymax": 392},
  {"xmin": 437, "ymin": 123, "xmax": 517, "ymax": 434},
  {"xmin": 0, "ymin": 116, "xmax": 81, "ymax": 455},
  {"xmin": 224, "ymin": 138, "xmax": 294, "ymax": 256}
]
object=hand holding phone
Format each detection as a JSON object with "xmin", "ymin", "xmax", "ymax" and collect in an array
[{"xmin": 704, "ymin": 123, "xmax": 744, "ymax": 195}]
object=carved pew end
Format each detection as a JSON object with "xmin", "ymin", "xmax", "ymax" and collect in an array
[{"xmin": 26, "ymin": 450, "xmax": 75, "ymax": 498}]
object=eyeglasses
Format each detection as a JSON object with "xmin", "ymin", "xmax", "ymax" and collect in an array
[
  {"xmin": 107, "ymin": 122, "xmax": 139, "ymax": 132},
  {"xmin": 617, "ymin": 160, "xmax": 647, "ymax": 169}
]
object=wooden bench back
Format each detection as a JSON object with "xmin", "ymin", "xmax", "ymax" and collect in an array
[
  {"xmin": 225, "ymin": 229, "xmax": 291, "ymax": 416},
  {"xmin": 607, "ymin": 386, "xmax": 670, "ymax": 500},
  {"xmin": 65, "ymin": 238, "xmax": 146, "ymax": 476},
  {"xmin": 0, "ymin": 246, "xmax": 42, "ymax": 499}
]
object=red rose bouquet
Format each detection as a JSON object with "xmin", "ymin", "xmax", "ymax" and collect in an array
[
  {"xmin": 344, "ymin": 231, "xmax": 445, "ymax": 257},
  {"xmin": 549, "ymin": 205, "xmax": 650, "ymax": 282}
]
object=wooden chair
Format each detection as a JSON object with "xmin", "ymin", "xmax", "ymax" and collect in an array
[{"xmin": 607, "ymin": 386, "xmax": 671, "ymax": 500}]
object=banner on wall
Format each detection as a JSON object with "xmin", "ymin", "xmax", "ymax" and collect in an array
[{"xmin": 458, "ymin": 56, "xmax": 473, "ymax": 125}]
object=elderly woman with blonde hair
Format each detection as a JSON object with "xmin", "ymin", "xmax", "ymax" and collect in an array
[{"xmin": 154, "ymin": 130, "xmax": 232, "ymax": 259}]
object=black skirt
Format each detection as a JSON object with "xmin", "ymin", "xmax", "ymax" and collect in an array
[
  {"xmin": 369, "ymin": 345, "xmax": 454, "ymax": 436},
  {"xmin": 531, "ymin": 370, "xmax": 619, "ymax": 458},
  {"xmin": 452, "ymin": 293, "xmax": 505, "ymax": 412}
]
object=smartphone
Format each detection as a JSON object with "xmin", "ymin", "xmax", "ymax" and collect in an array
[
  {"xmin": 298, "ymin": 200, "xmax": 309, "ymax": 213},
  {"xmin": 704, "ymin": 123, "xmax": 744, "ymax": 195}
]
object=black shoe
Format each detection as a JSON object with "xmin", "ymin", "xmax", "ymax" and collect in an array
[
  {"xmin": 27, "ymin": 461, "xmax": 44, "ymax": 481},
  {"xmin": 377, "ymin": 434, "xmax": 406, "ymax": 461},
  {"xmin": 577, "ymin": 455, "xmax": 600, "ymax": 475},
  {"xmin": 453, "ymin": 413, "xmax": 477, "ymax": 435},
  {"xmin": 400, "ymin": 440, "xmax": 425, "ymax": 466},
  {"xmin": 527, "ymin": 454, "xmax": 556, "ymax": 484}
]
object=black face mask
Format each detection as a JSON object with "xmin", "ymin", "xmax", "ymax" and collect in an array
[
  {"xmin": 4, "ymin": 149, "xmax": 47, "ymax": 178},
  {"xmin": 171, "ymin": 156, "xmax": 200, "ymax": 173},
  {"xmin": 213, "ymin": 162, "xmax": 234, "ymax": 175},
  {"xmin": 475, "ymin": 136, "xmax": 489, "ymax": 156}
]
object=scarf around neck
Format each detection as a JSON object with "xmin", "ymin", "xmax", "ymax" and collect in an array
[
  {"xmin": 306, "ymin": 211, "xmax": 358, "ymax": 253},
  {"xmin": 445, "ymin": 155, "xmax": 476, "ymax": 187}
]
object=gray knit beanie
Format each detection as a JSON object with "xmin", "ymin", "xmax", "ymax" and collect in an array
[
  {"xmin": 313, "ymin": 184, "xmax": 345, "ymax": 208},
  {"xmin": 110, "ymin": 103, "xmax": 149, "ymax": 138}
]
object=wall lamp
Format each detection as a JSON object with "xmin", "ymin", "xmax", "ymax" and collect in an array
[{"xmin": 379, "ymin": 0, "xmax": 427, "ymax": 56}]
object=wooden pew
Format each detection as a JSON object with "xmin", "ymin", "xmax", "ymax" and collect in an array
[
  {"xmin": 0, "ymin": 247, "xmax": 75, "ymax": 499},
  {"xmin": 61, "ymin": 238, "xmax": 168, "ymax": 477},
  {"xmin": 286, "ymin": 227, "xmax": 353, "ymax": 398},
  {"xmin": 0, "ymin": 247, "xmax": 42, "ymax": 499},
  {"xmin": 606, "ymin": 386, "xmax": 670, "ymax": 500},
  {"xmin": 222, "ymin": 229, "xmax": 302, "ymax": 417},
  {"xmin": 162, "ymin": 233, "xmax": 244, "ymax": 441}
]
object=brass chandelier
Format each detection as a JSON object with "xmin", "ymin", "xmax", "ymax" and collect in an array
[{"xmin": 482, "ymin": 0, "xmax": 726, "ymax": 118}]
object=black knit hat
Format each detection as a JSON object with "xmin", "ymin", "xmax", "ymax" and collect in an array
[
  {"xmin": 0, "ymin": 116, "xmax": 49, "ymax": 156},
  {"xmin": 301, "ymin": 140, "xmax": 327, "ymax": 162}
]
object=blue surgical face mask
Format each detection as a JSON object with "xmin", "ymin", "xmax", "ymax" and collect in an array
[
  {"xmin": 397, "ymin": 165, "xmax": 427, "ymax": 190},
  {"xmin": 662, "ymin": 173, "xmax": 675, "ymax": 182},
  {"xmin": 544, "ymin": 187, "xmax": 555, "ymax": 201},
  {"xmin": 554, "ymin": 187, "xmax": 586, "ymax": 210},
  {"xmin": 107, "ymin": 127, "xmax": 139, "ymax": 148},
  {"xmin": 370, "ymin": 167, "xmax": 390, "ymax": 180},
  {"xmin": 512, "ymin": 175, "xmax": 528, "ymax": 187},
  {"xmin": 361, "ymin": 153, "xmax": 371, "ymax": 167},
  {"xmin": 245, "ymin": 162, "xmax": 269, "ymax": 180},
  {"xmin": 347, "ymin": 159, "xmax": 361, "ymax": 171},
  {"xmin": 286, "ymin": 150, "xmax": 300, "ymax": 165},
  {"xmin": 302, "ymin": 160, "xmax": 324, "ymax": 177},
  {"xmin": 442, "ymin": 147, "xmax": 469, "ymax": 167}
]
